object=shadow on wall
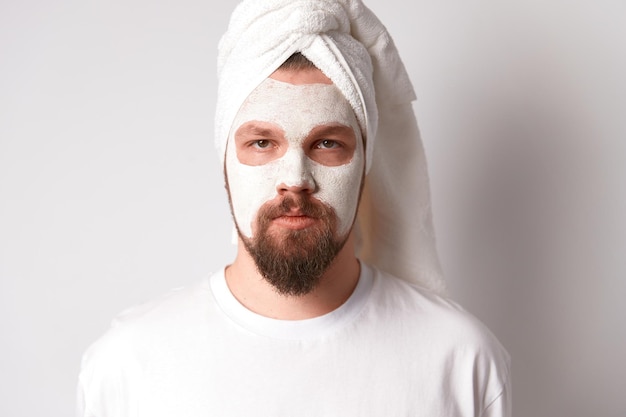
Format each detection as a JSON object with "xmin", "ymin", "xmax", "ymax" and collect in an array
[{"xmin": 444, "ymin": 57, "xmax": 625, "ymax": 417}]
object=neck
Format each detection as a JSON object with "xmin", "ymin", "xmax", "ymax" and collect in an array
[{"xmin": 224, "ymin": 233, "xmax": 361, "ymax": 320}]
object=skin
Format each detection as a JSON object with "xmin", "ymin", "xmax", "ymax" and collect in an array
[
  {"xmin": 226, "ymin": 78, "xmax": 364, "ymax": 239},
  {"xmin": 224, "ymin": 67, "xmax": 363, "ymax": 320}
]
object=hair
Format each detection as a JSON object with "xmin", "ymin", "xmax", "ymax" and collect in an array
[{"xmin": 278, "ymin": 52, "xmax": 318, "ymax": 71}]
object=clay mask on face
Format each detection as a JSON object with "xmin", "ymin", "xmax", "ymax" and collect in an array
[{"xmin": 225, "ymin": 77, "xmax": 364, "ymax": 239}]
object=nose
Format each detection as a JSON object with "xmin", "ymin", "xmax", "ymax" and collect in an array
[{"xmin": 275, "ymin": 149, "xmax": 316, "ymax": 195}]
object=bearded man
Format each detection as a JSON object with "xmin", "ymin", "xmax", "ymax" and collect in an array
[{"xmin": 77, "ymin": 1, "xmax": 511, "ymax": 416}]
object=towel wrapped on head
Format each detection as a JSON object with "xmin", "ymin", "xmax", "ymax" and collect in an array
[{"xmin": 216, "ymin": 0, "xmax": 446, "ymax": 295}]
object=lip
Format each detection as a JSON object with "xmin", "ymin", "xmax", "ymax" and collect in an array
[{"xmin": 271, "ymin": 214, "xmax": 317, "ymax": 230}]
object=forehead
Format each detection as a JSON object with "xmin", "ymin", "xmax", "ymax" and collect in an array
[{"xmin": 231, "ymin": 78, "xmax": 359, "ymax": 139}]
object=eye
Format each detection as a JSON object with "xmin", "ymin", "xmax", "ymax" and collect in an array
[
  {"xmin": 251, "ymin": 139, "xmax": 271, "ymax": 149},
  {"xmin": 316, "ymin": 139, "xmax": 341, "ymax": 149}
]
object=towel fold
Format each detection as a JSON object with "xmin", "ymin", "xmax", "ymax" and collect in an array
[{"xmin": 216, "ymin": 0, "xmax": 445, "ymax": 294}]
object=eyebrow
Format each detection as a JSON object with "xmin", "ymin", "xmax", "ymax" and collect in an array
[
  {"xmin": 308, "ymin": 124, "xmax": 356, "ymax": 138},
  {"xmin": 235, "ymin": 122, "xmax": 281, "ymax": 138}
]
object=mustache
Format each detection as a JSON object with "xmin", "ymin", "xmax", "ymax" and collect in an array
[{"xmin": 260, "ymin": 195, "xmax": 330, "ymax": 220}]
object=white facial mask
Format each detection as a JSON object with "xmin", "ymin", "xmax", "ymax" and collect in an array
[{"xmin": 225, "ymin": 77, "xmax": 364, "ymax": 239}]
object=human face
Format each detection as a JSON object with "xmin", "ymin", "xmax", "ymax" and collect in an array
[{"xmin": 225, "ymin": 70, "xmax": 365, "ymax": 242}]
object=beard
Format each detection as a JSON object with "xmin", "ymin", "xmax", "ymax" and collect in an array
[{"xmin": 235, "ymin": 194, "xmax": 347, "ymax": 296}]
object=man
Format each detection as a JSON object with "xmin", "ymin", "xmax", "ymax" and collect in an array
[{"xmin": 78, "ymin": 1, "xmax": 511, "ymax": 416}]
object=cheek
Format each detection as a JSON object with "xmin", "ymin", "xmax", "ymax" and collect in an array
[
  {"xmin": 226, "ymin": 157, "xmax": 279, "ymax": 238},
  {"xmin": 312, "ymin": 158, "xmax": 364, "ymax": 237}
]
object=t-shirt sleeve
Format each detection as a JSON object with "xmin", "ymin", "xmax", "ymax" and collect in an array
[
  {"xmin": 481, "ymin": 368, "xmax": 512, "ymax": 417},
  {"xmin": 76, "ymin": 325, "xmax": 141, "ymax": 417},
  {"xmin": 76, "ymin": 374, "xmax": 96, "ymax": 417}
]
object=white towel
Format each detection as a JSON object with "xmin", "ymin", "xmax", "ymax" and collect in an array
[{"xmin": 215, "ymin": 0, "xmax": 446, "ymax": 295}]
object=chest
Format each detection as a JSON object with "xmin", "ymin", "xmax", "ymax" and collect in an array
[{"xmin": 132, "ymin": 332, "xmax": 465, "ymax": 417}]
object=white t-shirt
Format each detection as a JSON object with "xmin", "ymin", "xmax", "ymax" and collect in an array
[{"xmin": 78, "ymin": 263, "xmax": 511, "ymax": 417}]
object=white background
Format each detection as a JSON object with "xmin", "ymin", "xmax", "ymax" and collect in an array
[{"xmin": 1, "ymin": 1, "xmax": 624, "ymax": 416}]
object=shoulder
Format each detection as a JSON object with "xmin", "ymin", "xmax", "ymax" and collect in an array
[
  {"xmin": 80, "ymin": 276, "xmax": 215, "ymax": 373},
  {"xmin": 371, "ymin": 267, "xmax": 505, "ymax": 345},
  {"xmin": 366, "ymin": 267, "xmax": 511, "ymax": 413},
  {"xmin": 78, "ymin": 276, "xmax": 218, "ymax": 414},
  {"xmin": 113, "ymin": 278, "xmax": 213, "ymax": 327},
  {"xmin": 368, "ymin": 267, "xmax": 511, "ymax": 374}
]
